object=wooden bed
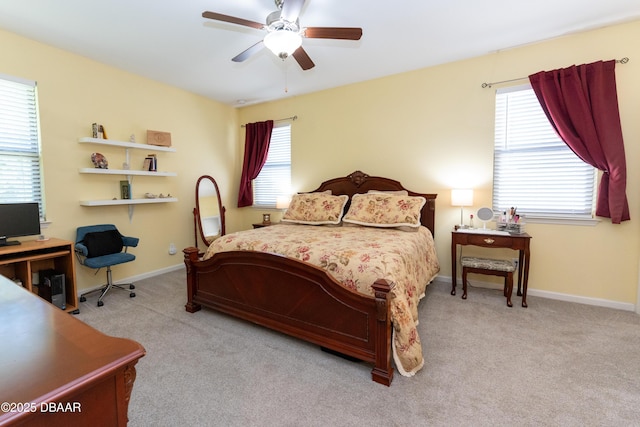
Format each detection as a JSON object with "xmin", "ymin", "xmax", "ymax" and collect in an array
[{"xmin": 183, "ymin": 171, "xmax": 437, "ymax": 386}]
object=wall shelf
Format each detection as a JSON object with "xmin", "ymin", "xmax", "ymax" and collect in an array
[
  {"xmin": 78, "ymin": 168, "xmax": 177, "ymax": 177},
  {"xmin": 78, "ymin": 136, "xmax": 176, "ymax": 152},
  {"xmin": 78, "ymin": 136, "xmax": 177, "ymax": 220},
  {"xmin": 80, "ymin": 197, "xmax": 178, "ymax": 207}
]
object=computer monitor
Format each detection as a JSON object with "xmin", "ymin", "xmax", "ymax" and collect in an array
[{"xmin": 0, "ymin": 202, "xmax": 41, "ymax": 246}]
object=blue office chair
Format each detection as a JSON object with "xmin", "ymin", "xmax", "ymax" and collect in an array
[{"xmin": 75, "ymin": 224, "xmax": 139, "ymax": 307}]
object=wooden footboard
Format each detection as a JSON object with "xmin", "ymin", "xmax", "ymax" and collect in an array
[{"xmin": 183, "ymin": 247, "xmax": 395, "ymax": 386}]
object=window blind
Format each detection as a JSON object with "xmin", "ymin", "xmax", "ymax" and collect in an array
[
  {"xmin": 253, "ymin": 124, "xmax": 291, "ymax": 207},
  {"xmin": 0, "ymin": 75, "xmax": 44, "ymax": 219},
  {"xmin": 493, "ymin": 85, "xmax": 596, "ymax": 218}
]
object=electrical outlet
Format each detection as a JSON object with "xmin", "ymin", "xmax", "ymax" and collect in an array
[
  {"xmin": 512, "ymin": 258, "xmax": 519, "ymax": 270},
  {"xmin": 169, "ymin": 243, "xmax": 177, "ymax": 255}
]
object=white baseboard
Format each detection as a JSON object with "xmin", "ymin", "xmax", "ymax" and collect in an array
[
  {"xmin": 79, "ymin": 268, "xmax": 637, "ymax": 313},
  {"xmin": 122, "ymin": 263, "xmax": 185, "ymax": 283},
  {"xmin": 77, "ymin": 263, "xmax": 185, "ymax": 297},
  {"xmin": 433, "ymin": 275, "xmax": 637, "ymax": 312}
]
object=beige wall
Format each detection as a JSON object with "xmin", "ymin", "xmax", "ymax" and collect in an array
[
  {"xmin": 0, "ymin": 29, "xmax": 238, "ymax": 291},
  {"xmin": 2, "ymin": 19, "xmax": 638, "ymax": 307},
  {"xmin": 237, "ymin": 20, "xmax": 640, "ymax": 306}
]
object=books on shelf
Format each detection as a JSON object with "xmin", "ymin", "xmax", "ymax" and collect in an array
[{"xmin": 143, "ymin": 154, "xmax": 157, "ymax": 172}]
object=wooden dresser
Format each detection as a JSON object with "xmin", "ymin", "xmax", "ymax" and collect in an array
[{"xmin": 0, "ymin": 275, "xmax": 145, "ymax": 426}]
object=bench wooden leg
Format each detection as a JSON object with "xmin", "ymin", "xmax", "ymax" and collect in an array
[
  {"xmin": 505, "ymin": 272, "xmax": 513, "ymax": 307},
  {"xmin": 462, "ymin": 267, "xmax": 468, "ymax": 300}
]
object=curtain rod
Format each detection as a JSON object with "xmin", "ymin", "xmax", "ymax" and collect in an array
[
  {"xmin": 241, "ymin": 115, "xmax": 298, "ymax": 128},
  {"xmin": 481, "ymin": 57, "xmax": 629, "ymax": 88}
]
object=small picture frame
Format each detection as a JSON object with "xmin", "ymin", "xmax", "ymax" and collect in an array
[
  {"xmin": 120, "ymin": 180, "xmax": 131, "ymax": 200},
  {"xmin": 262, "ymin": 213, "xmax": 271, "ymax": 225}
]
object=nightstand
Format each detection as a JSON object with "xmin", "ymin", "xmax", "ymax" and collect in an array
[{"xmin": 252, "ymin": 222, "xmax": 272, "ymax": 229}]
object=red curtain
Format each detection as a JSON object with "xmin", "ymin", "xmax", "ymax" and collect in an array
[
  {"xmin": 529, "ymin": 60, "xmax": 629, "ymax": 223},
  {"xmin": 237, "ymin": 120, "xmax": 274, "ymax": 207}
]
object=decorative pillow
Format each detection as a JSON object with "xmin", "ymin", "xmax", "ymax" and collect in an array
[
  {"xmin": 282, "ymin": 193, "xmax": 348, "ymax": 225},
  {"xmin": 342, "ymin": 193, "xmax": 426, "ymax": 228},
  {"xmin": 83, "ymin": 230, "xmax": 124, "ymax": 258}
]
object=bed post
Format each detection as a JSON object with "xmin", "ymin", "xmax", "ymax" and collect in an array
[
  {"xmin": 371, "ymin": 279, "xmax": 394, "ymax": 386},
  {"xmin": 183, "ymin": 247, "xmax": 202, "ymax": 313}
]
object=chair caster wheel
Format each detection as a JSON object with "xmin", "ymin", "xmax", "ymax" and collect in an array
[
  {"xmin": 130, "ymin": 292, "xmax": 136, "ymax": 298},
  {"xmin": 129, "ymin": 284, "xmax": 135, "ymax": 290},
  {"xmin": 80, "ymin": 296, "xmax": 86, "ymax": 302},
  {"xmin": 97, "ymin": 300, "xmax": 104, "ymax": 307}
]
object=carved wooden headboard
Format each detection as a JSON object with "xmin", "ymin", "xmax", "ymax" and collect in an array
[{"xmin": 310, "ymin": 170, "xmax": 437, "ymax": 236}]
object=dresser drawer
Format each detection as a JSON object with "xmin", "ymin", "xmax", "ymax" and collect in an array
[{"xmin": 465, "ymin": 234, "xmax": 514, "ymax": 247}]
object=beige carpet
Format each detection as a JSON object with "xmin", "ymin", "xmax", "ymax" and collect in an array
[{"xmin": 76, "ymin": 269, "xmax": 640, "ymax": 426}]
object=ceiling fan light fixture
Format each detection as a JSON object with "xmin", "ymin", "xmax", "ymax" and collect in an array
[{"xmin": 264, "ymin": 30, "xmax": 302, "ymax": 59}]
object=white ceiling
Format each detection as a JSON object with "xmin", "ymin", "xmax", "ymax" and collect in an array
[{"xmin": 1, "ymin": 1, "xmax": 639, "ymax": 107}]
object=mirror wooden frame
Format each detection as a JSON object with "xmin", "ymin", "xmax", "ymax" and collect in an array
[{"xmin": 193, "ymin": 175, "xmax": 226, "ymax": 248}]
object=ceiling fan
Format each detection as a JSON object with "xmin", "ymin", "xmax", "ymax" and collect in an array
[{"xmin": 202, "ymin": 0, "xmax": 363, "ymax": 70}]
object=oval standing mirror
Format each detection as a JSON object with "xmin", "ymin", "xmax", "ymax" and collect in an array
[
  {"xmin": 194, "ymin": 175, "xmax": 225, "ymax": 247},
  {"xmin": 477, "ymin": 207, "xmax": 494, "ymax": 229}
]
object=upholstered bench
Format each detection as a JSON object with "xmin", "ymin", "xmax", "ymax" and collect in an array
[{"xmin": 461, "ymin": 256, "xmax": 516, "ymax": 307}]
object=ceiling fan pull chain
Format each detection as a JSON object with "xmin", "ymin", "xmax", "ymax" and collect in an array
[{"xmin": 284, "ymin": 63, "xmax": 289, "ymax": 93}]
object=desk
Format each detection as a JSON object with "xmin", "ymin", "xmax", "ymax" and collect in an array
[
  {"xmin": 0, "ymin": 238, "xmax": 79, "ymax": 313},
  {"xmin": 0, "ymin": 275, "xmax": 145, "ymax": 426},
  {"xmin": 451, "ymin": 230, "xmax": 532, "ymax": 307}
]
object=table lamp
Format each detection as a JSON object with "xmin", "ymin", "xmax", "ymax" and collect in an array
[
  {"xmin": 276, "ymin": 196, "xmax": 291, "ymax": 210},
  {"xmin": 451, "ymin": 189, "xmax": 473, "ymax": 228}
]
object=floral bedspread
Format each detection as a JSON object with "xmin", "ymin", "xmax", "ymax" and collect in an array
[{"xmin": 204, "ymin": 223, "xmax": 440, "ymax": 376}]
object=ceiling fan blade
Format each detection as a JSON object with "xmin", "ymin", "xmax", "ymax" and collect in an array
[
  {"xmin": 280, "ymin": 0, "xmax": 306, "ymax": 23},
  {"xmin": 232, "ymin": 41, "xmax": 264, "ymax": 62},
  {"xmin": 202, "ymin": 11, "xmax": 264, "ymax": 30},
  {"xmin": 303, "ymin": 27, "xmax": 362, "ymax": 40},
  {"xmin": 292, "ymin": 46, "xmax": 315, "ymax": 70}
]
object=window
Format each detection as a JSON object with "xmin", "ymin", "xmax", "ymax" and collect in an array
[
  {"xmin": 0, "ymin": 75, "xmax": 45, "ymax": 219},
  {"xmin": 253, "ymin": 124, "xmax": 291, "ymax": 207},
  {"xmin": 493, "ymin": 85, "xmax": 596, "ymax": 220}
]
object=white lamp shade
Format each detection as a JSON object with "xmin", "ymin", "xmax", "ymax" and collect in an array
[
  {"xmin": 451, "ymin": 189, "xmax": 473, "ymax": 207},
  {"xmin": 264, "ymin": 30, "xmax": 302, "ymax": 58},
  {"xmin": 276, "ymin": 196, "xmax": 291, "ymax": 210}
]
